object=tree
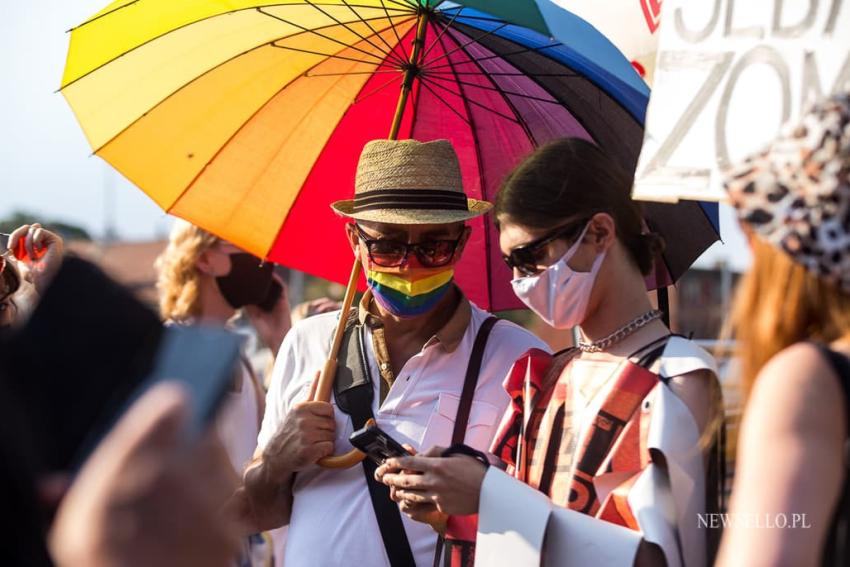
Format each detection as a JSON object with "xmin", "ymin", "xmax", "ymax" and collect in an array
[{"xmin": 0, "ymin": 211, "xmax": 92, "ymax": 241}]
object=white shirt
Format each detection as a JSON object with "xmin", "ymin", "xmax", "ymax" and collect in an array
[
  {"xmin": 217, "ymin": 361, "xmax": 261, "ymax": 473},
  {"xmin": 258, "ymin": 300, "xmax": 550, "ymax": 567}
]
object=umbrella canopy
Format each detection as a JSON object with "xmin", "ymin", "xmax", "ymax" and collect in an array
[
  {"xmin": 61, "ymin": 0, "xmax": 716, "ymax": 311},
  {"xmin": 457, "ymin": 0, "xmax": 661, "ymax": 81}
]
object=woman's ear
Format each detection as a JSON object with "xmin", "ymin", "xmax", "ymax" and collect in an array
[
  {"xmin": 588, "ymin": 213, "xmax": 616, "ymax": 252},
  {"xmin": 195, "ymin": 248, "xmax": 217, "ymax": 276}
]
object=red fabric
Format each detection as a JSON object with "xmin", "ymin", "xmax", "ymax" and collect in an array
[
  {"xmin": 491, "ymin": 353, "xmax": 662, "ymax": 528},
  {"xmin": 446, "ymin": 514, "xmax": 478, "ymax": 542},
  {"xmin": 267, "ymin": 28, "xmax": 415, "ymax": 292}
]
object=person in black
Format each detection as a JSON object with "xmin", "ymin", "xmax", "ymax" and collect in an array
[
  {"xmin": 718, "ymin": 94, "xmax": 850, "ymax": 566},
  {"xmin": 0, "ymin": 231, "xmax": 240, "ymax": 567}
]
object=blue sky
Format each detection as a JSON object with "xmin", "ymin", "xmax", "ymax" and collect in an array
[
  {"xmin": 1, "ymin": 1, "xmax": 173, "ymax": 241},
  {"xmin": 0, "ymin": 1, "xmax": 750, "ymax": 270}
]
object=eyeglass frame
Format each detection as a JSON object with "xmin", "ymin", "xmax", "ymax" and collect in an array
[
  {"xmin": 502, "ymin": 216, "xmax": 593, "ymax": 276},
  {"xmin": 352, "ymin": 223, "xmax": 466, "ymax": 268}
]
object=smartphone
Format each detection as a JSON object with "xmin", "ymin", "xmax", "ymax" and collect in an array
[
  {"xmin": 256, "ymin": 278, "xmax": 283, "ymax": 312},
  {"xmin": 349, "ymin": 423, "xmax": 412, "ymax": 465},
  {"xmin": 142, "ymin": 324, "xmax": 244, "ymax": 436}
]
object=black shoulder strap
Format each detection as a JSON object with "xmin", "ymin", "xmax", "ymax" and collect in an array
[
  {"xmin": 451, "ymin": 316, "xmax": 499, "ymax": 444},
  {"xmin": 813, "ymin": 343, "xmax": 850, "ymax": 566},
  {"xmin": 435, "ymin": 316, "xmax": 499, "ymax": 567},
  {"xmin": 333, "ymin": 324, "xmax": 416, "ymax": 567},
  {"xmin": 816, "ymin": 344, "xmax": 850, "ymax": 437},
  {"xmin": 631, "ymin": 334, "xmax": 676, "ymax": 383}
]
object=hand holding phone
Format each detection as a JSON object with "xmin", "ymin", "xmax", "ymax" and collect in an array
[{"xmin": 349, "ymin": 423, "xmax": 412, "ymax": 465}]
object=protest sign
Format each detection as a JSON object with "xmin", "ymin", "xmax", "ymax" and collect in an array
[{"xmin": 633, "ymin": 0, "xmax": 850, "ymax": 202}]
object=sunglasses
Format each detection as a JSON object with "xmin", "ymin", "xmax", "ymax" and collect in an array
[
  {"xmin": 354, "ymin": 224, "xmax": 464, "ymax": 268},
  {"xmin": 502, "ymin": 218, "xmax": 589, "ymax": 276}
]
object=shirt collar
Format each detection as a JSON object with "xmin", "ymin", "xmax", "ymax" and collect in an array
[{"xmin": 358, "ymin": 287, "xmax": 471, "ymax": 353}]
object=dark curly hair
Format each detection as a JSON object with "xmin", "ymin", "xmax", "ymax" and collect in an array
[{"xmin": 494, "ymin": 138, "xmax": 664, "ymax": 275}]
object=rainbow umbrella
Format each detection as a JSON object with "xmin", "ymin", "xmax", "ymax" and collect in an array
[
  {"xmin": 60, "ymin": 0, "xmax": 716, "ymax": 311},
  {"xmin": 61, "ymin": 1, "xmax": 717, "ymax": 466}
]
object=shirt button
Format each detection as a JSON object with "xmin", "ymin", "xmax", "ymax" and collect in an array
[{"xmin": 380, "ymin": 362, "xmax": 389, "ymax": 371}]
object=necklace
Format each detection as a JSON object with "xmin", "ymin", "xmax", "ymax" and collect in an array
[{"xmin": 577, "ymin": 309, "xmax": 663, "ymax": 353}]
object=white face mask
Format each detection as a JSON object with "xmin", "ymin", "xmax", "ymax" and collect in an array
[{"xmin": 510, "ymin": 223, "xmax": 606, "ymax": 329}]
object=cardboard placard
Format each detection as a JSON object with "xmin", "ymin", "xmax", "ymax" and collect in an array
[{"xmin": 633, "ymin": 0, "xmax": 850, "ymax": 203}]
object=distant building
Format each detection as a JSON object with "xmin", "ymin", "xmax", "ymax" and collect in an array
[{"xmin": 67, "ymin": 240, "xmax": 167, "ymax": 308}]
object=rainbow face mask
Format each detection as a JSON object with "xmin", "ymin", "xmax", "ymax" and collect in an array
[{"xmin": 367, "ymin": 267, "xmax": 454, "ymax": 318}]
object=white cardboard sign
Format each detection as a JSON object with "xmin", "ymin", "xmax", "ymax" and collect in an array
[{"xmin": 633, "ymin": 0, "xmax": 850, "ymax": 203}]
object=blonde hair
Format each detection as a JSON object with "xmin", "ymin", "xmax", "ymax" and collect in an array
[
  {"xmin": 726, "ymin": 236, "xmax": 850, "ymax": 401},
  {"xmin": 155, "ymin": 221, "xmax": 220, "ymax": 322}
]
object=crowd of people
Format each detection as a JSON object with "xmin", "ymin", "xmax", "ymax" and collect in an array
[{"xmin": 1, "ymin": 94, "xmax": 849, "ymax": 567}]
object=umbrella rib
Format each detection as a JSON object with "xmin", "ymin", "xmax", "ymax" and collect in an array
[
  {"xmin": 61, "ymin": 4, "xmax": 409, "ymax": 90},
  {"xmin": 425, "ymin": 42, "xmax": 562, "ymax": 73},
  {"xmin": 257, "ymin": 7, "xmax": 391, "ymax": 65},
  {"xmin": 438, "ymin": 26, "xmax": 537, "ymax": 144},
  {"xmin": 415, "ymin": 81, "xmax": 472, "ymax": 126},
  {"xmin": 425, "ymin": 21, "xmax": 509, "ymax": 68},
  {"xmin": 436, "ymin": 25, "xmax": 538, "ymax": 144},
  {"xmin": 90, "ymin": 17, "xmax": 413, "ymax": 155},
  {"xmin": 340, "ymin": 0, "xmax": 405, "ymax": 63},
  {"xmin": 436, "ymin": 29, "xmax": 497, "ymax": 311},
  {"xmin": 165, "ymin": 46, "xmax": 385, "ymax": 223},
  {"xmin": 424, "ymin": 70, "xmax": 578, "ymax": 77},
  {"xmin": 434, "ymin": 7, "xmax": 511, "ymax": 24},
  {"xmin": 354, "ymin": 73, "xmax": 404, "ymax": 104},
  {"xmin": 408, "ymin": 70, "xmax": 423, "ymax": 136},
  {"xmin": 419, "ymin": 8, "xmax": 464, "ymax": 63},
  {"xmin": 446, "ymin": 22, "xmax": 612, "ymax": 144},
  {"xmin": 379, "ymin": 0, "xmax": 411, "ymax": 62},
  {"xmin": 304, "ymin": 0, "xmax": 407, "ymax": 67},
  {"xmin": 424, "ymin": 73, "xmax": 563, "ymax": 105},
  {"xmin": 68, "ymin": 0, "xmax": 140, "ymax": 32},
  {"xmin": 382, "ymin": 0, "xmax": 420, "ymax": 10},
  {"xmin": 305, "ymin": 69, "xmax": 402, "ymax": 77},
  {"xmin": 270, "ymin": 43, "xmax": 387, "ymax": 66},
  {"xmin": 419, "ymin": 75, "xmax": 519, "ymax": 125}
]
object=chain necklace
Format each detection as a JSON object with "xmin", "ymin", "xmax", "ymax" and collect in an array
[{"xmin": 577, "ymin": 309, "xmax": 663, "ymax": 353}]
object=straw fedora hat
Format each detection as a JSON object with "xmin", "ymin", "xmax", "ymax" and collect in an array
[{"xmin": 331, "ymin": 139, "xmax": 492, "ymax": 224}]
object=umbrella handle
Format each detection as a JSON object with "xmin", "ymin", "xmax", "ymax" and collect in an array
[
  {"xmin": 312, "ymin": 258, "xmax": 367, "ymax": 469},
  {"xmin": 314, "ymin": 358, "xmax": 368, "ymax": 469}
]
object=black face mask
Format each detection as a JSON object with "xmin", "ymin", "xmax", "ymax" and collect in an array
[{"xmin": 215, "ymin": 253, "xmax": 274, "ymax": 309}]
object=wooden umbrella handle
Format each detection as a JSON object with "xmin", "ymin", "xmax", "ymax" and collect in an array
[{"xmin": 312, "ymin": 258, "xmax": 367, "ymax": 469}]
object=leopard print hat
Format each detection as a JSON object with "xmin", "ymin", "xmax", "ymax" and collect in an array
[{"xmin": 724, "ymin": 93, "xmax": 850, "ymax": 291}]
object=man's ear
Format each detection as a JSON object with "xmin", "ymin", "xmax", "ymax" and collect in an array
[{"xmin": 345, "ymin": 223, "xmax": 360, "ymax": 257}]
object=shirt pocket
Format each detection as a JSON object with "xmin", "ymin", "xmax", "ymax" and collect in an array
[{"xmin": 419, "ymin": 392, "xmax": 501, "ymax": 453}]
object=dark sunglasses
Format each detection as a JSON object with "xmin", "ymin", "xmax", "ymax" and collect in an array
[
  {"xmin": 354, "ymin": 224, "xmax": 464, "ymax": 268},
  {"xmin": 502, "ymin": 218, "xmax": 589, "ymax": 276}
]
